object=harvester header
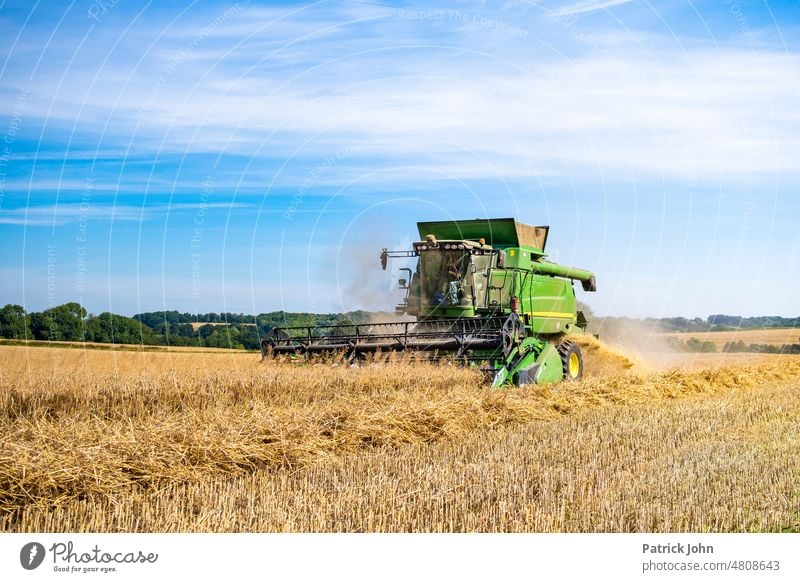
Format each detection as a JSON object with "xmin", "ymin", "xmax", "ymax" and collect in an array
[{"xmin": 263, "ymin": 217, "xmax": 597, "ymax": 387}]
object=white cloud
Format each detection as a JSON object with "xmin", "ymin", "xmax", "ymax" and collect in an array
[
  {"xmin": 0, "ymin": 202, "xmax": 252, "ymax": 226},
  {"xmin": 553, "ymin": 0, "xmax": 638, "ymax": 18},
  {"xmin": 137, "ymin": 47, "xmax": 797, "ymax": 181},
  {"xmin": 4, "ymin": 3, "xmax": 800, "ymax": 188}
]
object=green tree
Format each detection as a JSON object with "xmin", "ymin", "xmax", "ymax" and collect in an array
[
  {"xmin": 85, "ymin": 312, "xmax": 160, "ymax": 345},
  {"xmin": 235, "ymin": 325, "xmax": 261, "ymax": 350},
  {"xmin": 28, "ymin": 311, "xmax": 54, "ymax": 340},
  {"xmin": 197, "ymin": 324, "xmax": 217, "ymax": 339},
  {"xmin": 204, "ymin": 327, "xmax": 244, "ymax": 349},
  {"xmin": 686, "ymin": 337, "xmax": 716, "ymax": 353},
  {"xmin": 28, "ymin": 302, "xmax": 87, "ymax": 341},
  {"xmin": 0, "ymin": 304, "xmax": 29, "ymax": 339},
  {"xmin": 723, "ymin": 340, "xmax": 747, "ymax": 353}
]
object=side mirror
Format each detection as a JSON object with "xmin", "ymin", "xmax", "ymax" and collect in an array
[
  {"xmin": 496, "ymin": 250, "xmax": 506, "ymax": 269},
  {"xmin": 380, "ymin": 249, "xmax": 388, "ymax": 270},
  {"xmin": 581, "ymin": 275, "xmax": 597, "ymax": 292},
  {"xmin": 398, "ymin": 267, "xmax": 412, "ymax": 290}
]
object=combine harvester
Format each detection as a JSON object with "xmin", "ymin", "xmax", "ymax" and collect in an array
[{"xmin": 261, "ymin": 218, "xmax": 596, "ymax": 386}]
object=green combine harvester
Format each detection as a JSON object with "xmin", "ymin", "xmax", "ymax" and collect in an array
[{"xmin": 261, "ymin": 218, "xmax": 596, "ymax": 386}]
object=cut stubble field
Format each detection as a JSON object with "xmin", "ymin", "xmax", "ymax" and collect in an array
[{"xmin": 1, "ymin": 339, "xmax": 798, "ymax": 532}]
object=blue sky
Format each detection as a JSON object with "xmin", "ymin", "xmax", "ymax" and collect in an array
[{"xmin": 0, "ymin": 0, "xmax": 798, "ymax": 317}]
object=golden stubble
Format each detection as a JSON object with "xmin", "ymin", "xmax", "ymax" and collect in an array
[{"xmin": 1, "ymin": 343, "xmax": 798, "ymax": 532}]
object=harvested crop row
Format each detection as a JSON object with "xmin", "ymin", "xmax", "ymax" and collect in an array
[
  {"xmin": 6, "ymin": 367, "xmax": 800, "ymax": 533},
  {"xmin": 2, "ymin": 342, "xmax": 798, "ymax": 520}
]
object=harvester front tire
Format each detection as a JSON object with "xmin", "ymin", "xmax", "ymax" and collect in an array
[{"xmin": 557, "ymin": 341, "xmax": 583, "ymax": 381}]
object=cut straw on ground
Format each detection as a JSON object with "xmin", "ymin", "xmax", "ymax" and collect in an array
[{"xmin": 2, "ymin": 339, "xmax": 799, "ymax": 528}]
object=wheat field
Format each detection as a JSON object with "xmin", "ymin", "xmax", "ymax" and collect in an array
[
  {"xmin": 658, "ymin": 327, "xmax": 800, "ymax": 348},
  {"xmin": 1, "ymin": 339, "xmax": 798, "ymax": 532}
]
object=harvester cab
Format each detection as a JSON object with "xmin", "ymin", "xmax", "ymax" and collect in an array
[{"xmin": 262, "ymin": 218, "xmax": 596, "ymax": 387}]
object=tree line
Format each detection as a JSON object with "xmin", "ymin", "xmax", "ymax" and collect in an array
[
  {"xmin": 1, "ymin": 302, "xmax": 798, "ymax": 352},
  {"xmin": 0, "ymin": 303, "xmax": 378, "ymax": 350}
]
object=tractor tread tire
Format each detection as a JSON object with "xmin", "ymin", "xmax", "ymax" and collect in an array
[{"xmin": 556, "ymin": 340, "xmax": 583, "ymax": 381}]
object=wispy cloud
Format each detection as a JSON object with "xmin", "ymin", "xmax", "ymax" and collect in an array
[
  {"xmin": 4, "ymin": 3, "xmax": 797, "ymax": 184},
  {"xmin": 554, "ymin": 0, "xmax": 638, "ymax": 18},
  {"xmin": 0, "ymin": 202, "xmax": 252, "ymax": 226}
]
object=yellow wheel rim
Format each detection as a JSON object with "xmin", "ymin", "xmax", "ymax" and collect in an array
[{"xmin": 568, "ymin": 352, "xmax": 580, "ymax": 377}]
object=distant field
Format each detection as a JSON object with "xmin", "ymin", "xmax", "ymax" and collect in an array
[
  {"xmin": 2, "ymin": 339, "xmax": 799, "ymax": 533},
  {"xmin": 188, "ymin": 322, "xmax": 256, "ymax": 331},
  {"xmin": 659, "ymin": 327, "xmax": 800, "ymax": 347},
  {"xmin": 0, "ymin": 343, "xmax": 257, "ymax": 376},
  {"xmin": 0, "ymin": 338, "xmax": 255, "ymax": 354},
  {"xmin": 637, "ymin": 351, "xmax": 800, "ymax": 371}
]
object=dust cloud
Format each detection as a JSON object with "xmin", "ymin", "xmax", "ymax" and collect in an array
[
  {"xmin": 332, "ymin": 223, "xmax": 415, "ymax": 322},
  {"xmin": 590, "ymin": 318, "xmax": 704, "ymax": 371}
]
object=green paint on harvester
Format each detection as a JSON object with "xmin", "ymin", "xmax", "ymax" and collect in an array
[{"xmin": 262, "ymin": 218, "xmax": 597, "ymax": 386}]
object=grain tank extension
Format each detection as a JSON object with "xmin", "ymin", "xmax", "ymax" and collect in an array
[{"xmin": 261, "ymin": 218, "xmax": 597, "ymax": 386}]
